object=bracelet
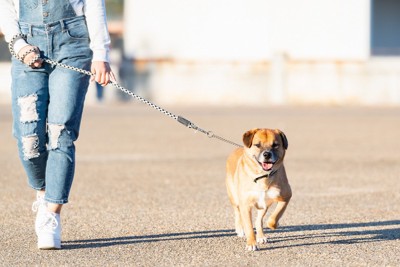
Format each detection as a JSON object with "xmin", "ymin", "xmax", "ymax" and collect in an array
[{"xmin": 9, "ymin": 33, "xmax": 42, "ymax": 67}]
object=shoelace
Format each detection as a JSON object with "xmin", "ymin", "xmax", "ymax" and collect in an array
[
  {"xmin": 32, "ymin": 197, "xmax": 46, "ymax": 213},
  {"xmin": 38, "ymin": 212, "xmax": 59, "ymax": 232}
]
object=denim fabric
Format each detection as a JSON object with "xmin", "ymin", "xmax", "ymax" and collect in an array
[
  {"xmin": 20, "ymin": 0, "xmax": 76, "ymax": 24},
  {"xmin": 11, "ymin": 2, "xmax": 92, "ymax": 204}
]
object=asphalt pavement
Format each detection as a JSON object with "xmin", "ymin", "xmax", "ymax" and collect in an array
[{"xmin": 0, "ymin": 103, "xmax": 399, "ymax": 266}]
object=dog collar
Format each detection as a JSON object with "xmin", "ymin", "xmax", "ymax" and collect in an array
[{"xmin": 253, "ymin": 170, "xmax": 277, "ymax": 183}]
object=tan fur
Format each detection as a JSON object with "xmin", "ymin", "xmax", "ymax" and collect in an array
[{"xmin": 226, "ymin": 128, "xmax": 292, "ymax": 251}]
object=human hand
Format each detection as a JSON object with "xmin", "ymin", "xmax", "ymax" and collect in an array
[
  {"xmin": 18, "ymin": 45, "xmax": 43, "ymax": 68},
  {"xmin": 91, "ymin": 61, "xmax": 116, "ymax": 86}
]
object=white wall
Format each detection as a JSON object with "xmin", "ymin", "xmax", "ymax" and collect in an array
[
  {"xmin": 124, "ymin": 0, "xmax": 370, "ymax": 60},
  {"xmin": 268, "ymin": 0, "xmax": 370, "ymax": 60}
]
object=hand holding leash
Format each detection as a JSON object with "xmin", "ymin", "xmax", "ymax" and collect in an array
[
  {"xmin": 91, "ymin": 61, "xmax": 116, "ymax": 86},
  {"xmin": 17, "ymin": 44, "xmax": 43, "ymax": 68}
]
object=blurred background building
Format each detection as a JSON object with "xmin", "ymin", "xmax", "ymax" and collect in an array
[{"xmin": 1, "ymin": 0, "xmax": 400, "ymax": 106}]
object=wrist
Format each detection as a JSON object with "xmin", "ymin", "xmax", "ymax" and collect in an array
[{"xmin": 14, "ymin": 39, "xmax": 30, "ymax": 55}]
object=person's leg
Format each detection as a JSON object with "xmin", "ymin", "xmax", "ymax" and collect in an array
[
  {"xmin": 45, "ymin": 66, "xmax": 90, "ymax": 211},
  {"xmin": 33, "ymin": 17, "xmax": 92, "ymax": 250},
  {"xmin": 11, "ymin": 56, "xmax": 53, "ymax": 245},
  {"xmin": 44, "ymin": 67, "xmax": 90, "ymax": 213},
  {"xmin": 11, "ymin": 58, "xmax": 49, "ymax": 196},
  {"xmin": 44, "ymin": 24, "xmax": 92, "ymax": 208}
]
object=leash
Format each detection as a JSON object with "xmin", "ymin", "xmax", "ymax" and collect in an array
[{"xmin": 9, "ymin": 34, "xmax": 242, "ymax": 148}]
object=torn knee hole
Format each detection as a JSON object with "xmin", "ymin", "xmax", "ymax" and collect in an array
[
  {"xmin": 22, "ymin": 135, "xmax": 40, "ymax": 160},
  {"xmin": 18, "ymin": 94, "xmax": 39, "ymax": 123},
  {"xmin": 48, "ymin": 124, "xmax": 66, "ymax": 149}
]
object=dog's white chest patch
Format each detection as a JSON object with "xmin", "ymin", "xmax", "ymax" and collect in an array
[
  {"xmin": 257, "ymin": 191, "xmax": 266, "ymax": 208},
  {"xmin": 267, "ymin": 187, "xmax": 281, "ymax": 199},
  {"xmin": 251, "ymin": 187, "xmax": 281, "ymax": 209},
  {"xmin": 250, "ymin": 191, "xmax": 266, "ymax": 209}
]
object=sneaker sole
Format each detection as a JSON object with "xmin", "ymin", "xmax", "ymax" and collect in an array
[
  {"xmin": 38, "ymin": 246, "xmax": 61, "ymax": 250},
  {"xmin": 38, "ymin": 239, "xmax": 61, "ymax": 250}
]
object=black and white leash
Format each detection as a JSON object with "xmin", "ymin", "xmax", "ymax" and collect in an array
[{"xmin": 9, "ymin": 34, "xmax": 242, "ymax": 148}]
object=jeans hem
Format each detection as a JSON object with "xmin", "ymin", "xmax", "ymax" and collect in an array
[
  {"xmin": 29, "ymin": 184, "xmax": 46, "ymax": 191},
  {"xmin": 44, "ymin": 197, "xmax": 68, "ymax": 205}
]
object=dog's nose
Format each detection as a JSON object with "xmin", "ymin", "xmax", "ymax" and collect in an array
[{"xmin": 263, "ymin": 151, "xmax": 272, "ymax": 159}]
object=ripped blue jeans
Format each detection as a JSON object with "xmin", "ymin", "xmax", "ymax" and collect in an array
[{"xmin": 11, "ymin": 16, "xmax": 92, "ymax": 204}]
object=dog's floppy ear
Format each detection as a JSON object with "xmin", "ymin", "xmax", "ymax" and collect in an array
[
  {"xmin": 243, "ymin": 128, "xmax": 259, "ymax": 148},
  {"xmin": 277, "ymin": 130, "xmax": 288, "ymax": 150}
]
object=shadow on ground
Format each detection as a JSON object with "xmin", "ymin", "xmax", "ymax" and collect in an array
[
  {"xmin": 267, "ymin": 220, "xmax": 400, "ymax": 250},
  {"xmin": 62, "ymin": 220, "xmax": 400, "ymax": 250}
]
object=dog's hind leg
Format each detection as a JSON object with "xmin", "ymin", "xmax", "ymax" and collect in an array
[
  {"xmin": 233, "ymin": 206, "xmax": 245, "ymax": 237},
  {"xmin": 226, "ymin": 173, "xmax": 244, "ymax": 237}
]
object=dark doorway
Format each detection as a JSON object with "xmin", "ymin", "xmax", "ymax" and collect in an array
[{"xmin": 371, "ymin": 0, "xmax": 400, "ymax": 56}]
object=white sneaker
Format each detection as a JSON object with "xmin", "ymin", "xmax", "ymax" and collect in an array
[
  {"xmin": 37, "ymin": 212, "xmax": 62, "ymax": 250},
  {"xmin": 32, "ymin": 192, "xmax": 47, "ymax": 236}
]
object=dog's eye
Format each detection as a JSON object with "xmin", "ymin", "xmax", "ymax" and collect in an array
[
  {"xmin": 273, "ymin": 143, "xmax": 280, "ymax": 149},
  {"xmin": 254, "ymin": 143, "xmax": 261, "ymax": 148}
]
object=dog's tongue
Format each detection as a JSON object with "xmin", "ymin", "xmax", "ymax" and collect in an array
[{"xmin": 262, "ymin": 162, "xmax": 274, "ymax": 171}]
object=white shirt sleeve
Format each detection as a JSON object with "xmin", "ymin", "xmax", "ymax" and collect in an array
[
  {"xmin": 84, "ymin": 0, "xmax": 111, "ymax": 62},
  {"xmin": 0, "ymin": 0, "xmax": 28, "ymax": 54}
]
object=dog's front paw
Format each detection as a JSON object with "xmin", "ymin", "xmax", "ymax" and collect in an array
[
  {"xmin": 245, "ymin": 239, "xmax": 259, "ymax": 251},
  {"xmin": 245, "ymin": 244, "xmax": 259, "ymax": 251},
  {"xmin": 257, "ymin": 235, "xmax": 268, "ymax": 244}
]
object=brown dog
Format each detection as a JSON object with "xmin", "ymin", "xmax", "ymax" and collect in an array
[{"xmin": 226, "ymin": 128, "xmax": 292, "ymax": 251}]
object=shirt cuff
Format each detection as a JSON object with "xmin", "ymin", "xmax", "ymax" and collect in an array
[
  {"xmin": 14, "ymin": 38, "xmax": 29, "ymax": 55},
  {"xmin": 92, "ymin": 49, "xmax": 110, "ymax": 63}
]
